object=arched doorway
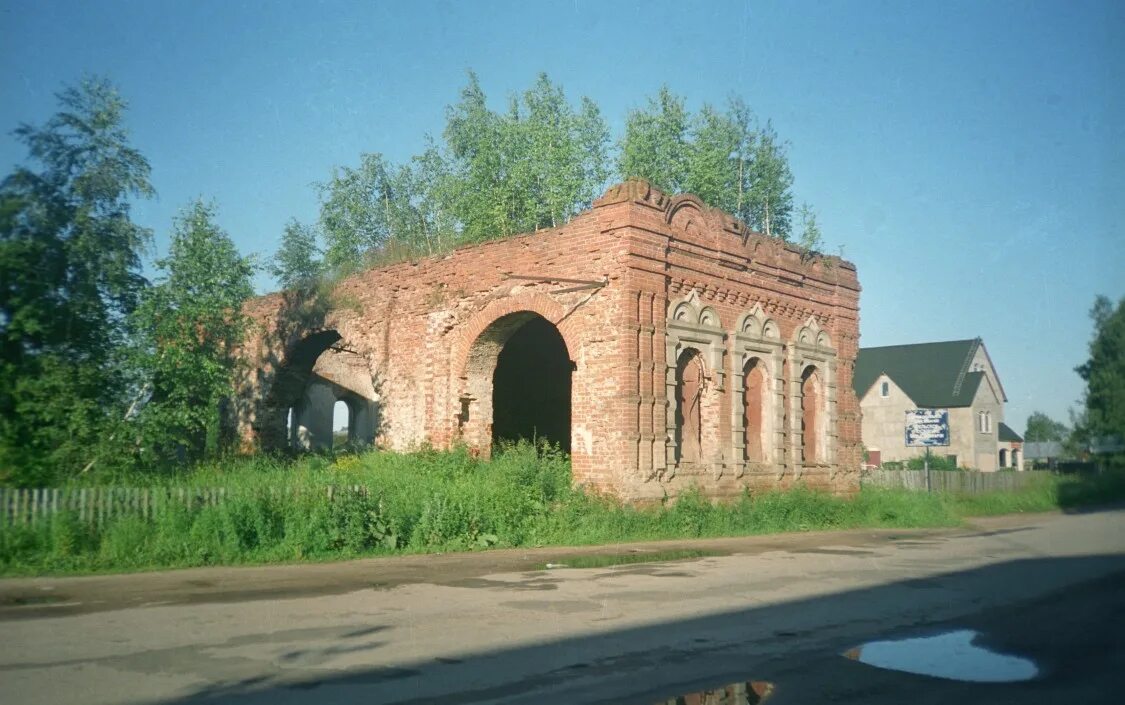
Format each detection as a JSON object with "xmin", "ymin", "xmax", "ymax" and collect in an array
[
  {"xmin": 743, "ymin": 358, "xmax": 766, "ymax": 462},
  {"xmin": 260, "ymin": 329, "xmax": 378, "ymax": 452},
  {"xmin": 488, "ymin": 315, "xmax": 572, "ymax": 451},
  {"xmin": 333, "ymin": 399, "xmax": 351, "ymax": 448},
  {"xmin": 675, "ymin": 348, "xmax": 705, "ymax": 464},
  {"xmin": 801, "ymin": 366, "xmax": 821, "ymax": 464}
]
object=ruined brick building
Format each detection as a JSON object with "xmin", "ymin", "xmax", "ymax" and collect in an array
[{"xmin": 236, "ymin": 181, "xmax": 862, "ymax": 499}]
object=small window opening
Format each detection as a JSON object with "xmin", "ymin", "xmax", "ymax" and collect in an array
[{"xmin": 333, "ymin": 399, "xmax": 350, "ymax": 448}]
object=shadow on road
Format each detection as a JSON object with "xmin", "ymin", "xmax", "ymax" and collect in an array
[
  {"xmin": 151, "ymin": 554, "xmax": 1125, "ymax": 705},
  {"xmin": 1057, "ymin": 467, "xmax": 1125, "ymax": 513}
]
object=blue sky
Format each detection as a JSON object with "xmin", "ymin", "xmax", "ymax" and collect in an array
[{"xmin": 2, "ymin": 0, "xmax": 1122, "ymax": 435}]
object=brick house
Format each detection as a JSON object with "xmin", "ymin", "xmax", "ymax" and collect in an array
[
  {"xmin": 235, "ymin": 181, "xmax": 863, "ymax": 499},
  {"xmin": 997, "ymin": 422, "xmax": 1024, "ymax": 470},
  {"xmin": 853, "ymin": 338, "xmax": 1021, "ymax": 471}
]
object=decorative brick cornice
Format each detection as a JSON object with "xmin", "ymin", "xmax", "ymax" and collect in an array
[{"xmin": 593, "ymin": 179, "xmax": 669, "ymax": 210}]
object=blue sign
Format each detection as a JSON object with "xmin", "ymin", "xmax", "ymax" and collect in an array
[{"xmin": 905, "ymin": 409, "xmax": 950, "ymax": 447}]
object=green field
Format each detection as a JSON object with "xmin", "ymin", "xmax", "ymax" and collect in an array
[{"xmin": 2, "ymin": 443, "xmax": 1122, "ymax": 576}]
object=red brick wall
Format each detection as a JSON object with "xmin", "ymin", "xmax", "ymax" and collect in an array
[{"xmin": 237, "ymin": 181, "xmax": 862, "ymax": 499}]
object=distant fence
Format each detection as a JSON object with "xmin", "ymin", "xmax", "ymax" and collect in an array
[
  {"xmin": 0, "ymin": 471, "xmax": 1055, "ymax": 526},
  {"xmin": 0, "ymin": 485, "xmax": 372, "ymax": 527},
  {"xmin": 862, "ymin": 469, "xmax": 1049, "ymax": 494}
]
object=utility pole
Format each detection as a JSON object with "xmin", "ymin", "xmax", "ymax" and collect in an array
[{"xmin": 925, "ymin": 446, "xmax": 932, "ymax": 493}]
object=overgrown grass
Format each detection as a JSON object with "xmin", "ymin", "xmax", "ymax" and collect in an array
[{"xmin": 2, "ymin": 444, "xmax": 1123, "ymax": 576}]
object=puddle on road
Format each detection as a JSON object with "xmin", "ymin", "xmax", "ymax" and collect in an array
[
  {"xmin": 538, "ymin": 548, "xmax": 721, "ymax": 571},
  {"xmin": 844, "ymin": 629, "xmax": 1038, "ymax": 682},
  {"xmin": 2, "ymin": 593, "xmax": 68, "ymax": 606},
  {"xmin": 655, "ymin": 680, "xmax": 773, "ymax": 705}
]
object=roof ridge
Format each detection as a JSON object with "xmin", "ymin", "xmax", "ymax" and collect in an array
[
  {"xmin": 951, "ymin": 337, "xmax": 981, "ymax": 397},
  {"xmin": 859, "ymin": 338, "xmax": 979, "ymax": 351}
]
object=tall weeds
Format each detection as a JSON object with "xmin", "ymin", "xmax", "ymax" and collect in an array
[{"xmin": 2, "ymin": 444, "xmax": 1120, "ymax": 576}]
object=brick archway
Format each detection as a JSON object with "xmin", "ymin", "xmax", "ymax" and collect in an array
[
  {"xmin": 256, "ymin": 329, "xmax": 341, "ymax": 451},
  {"xmin": 492, "ymin": 316, "xmax": 571, "ymax": 451},
  {"xmin": 452, "ymin": 294, "xmax": 576, "ymax": 378},
  {"xmin": 454, "ymin": 295, "xmax": 579, "ymax": 456},
  {"xmin": 256, "ymin": 329, "xmax": 381, "ymax": 452}
]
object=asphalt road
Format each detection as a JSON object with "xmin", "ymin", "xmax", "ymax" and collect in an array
[{"xmin": 2, "ymin": 509, "xmax": 1124, "ymax": 705}]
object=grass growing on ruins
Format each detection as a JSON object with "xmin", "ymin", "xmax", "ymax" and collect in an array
[{"xmin": 1, "ymin": 445, "xmax": 1122, "ymax": 576}]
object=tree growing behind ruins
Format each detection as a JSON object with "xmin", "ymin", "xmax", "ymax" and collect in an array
[
  {"xmin": 796, "ymin": 202, "xmax": 824, "ymax": 257},
  {"xmin": 271, "ymin": 219, "xmax": 323, "ymax": 291},
  {"xmin": 309, "ymin": 72, "xmax": 610, "ymax": 275},
  {"xmin": 619, "ymin": 89, "xmax": 796, "ymax": 240},
  {"xmin": 130, "ymin": 200, "xmax": 256, "ymax": 465},
  {"xmin": 301, "ymin": 73, "xmax": 809, "ymax": 287},
  {"xmin": 444, "ymin": 72, "xmax": 610, "ymax": 242},
  {"xmin": 618, "ymin": 87, "xmax": 692, "ymax": 199},
  {"xmin": 0, "ymin": 78, "xmax": 154, "ymax": 484}
]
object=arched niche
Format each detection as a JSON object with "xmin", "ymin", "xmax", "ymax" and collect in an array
[
  {"xmin": 665, "ymin": 290, "xmax": 726, "ymax": 476},
  {"xmin": 673, "ymin": 348, "xmax": 706, "ymax": 465},
  {"xmin": 786, "ymin": 316, "xmax": 838, "ymax": 475},
  {"xmin": 800, "ymin": 365, "xmax": 824, "ymax": 464},
  {"xmin": 730, "ymin": 306, "xmax": 785, "ymax": 476}
]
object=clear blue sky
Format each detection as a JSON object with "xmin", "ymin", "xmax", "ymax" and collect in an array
[{"xmin": 2, "ymin": 0, "xmax": 1122, "ymax": 436}]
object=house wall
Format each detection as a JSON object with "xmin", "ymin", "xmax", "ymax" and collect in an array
[
  {"xmin": 968, "ymin": 375, "xmax": 1003, "ymax": 472},
  {"xmin": 945, "ymin": 406, "xmax": 977, "ymax": 467},
  {"xmin": 968, "ymin": 345, "xmax": 1005, "ymax": 403},
  {"xmin": 235, "ymin": 181, "xmax": 863, "ymax": 500},
  {"xmin": 859, "ymin": 375, "xmax": 966, "ymax": 467},
  {"xmin": 859, "ymin": 374, "xmax": 915, "ymax": 461},
  {"xmin": 860, "ymin": 383, "xmax": 1002, "ymax": 471}
]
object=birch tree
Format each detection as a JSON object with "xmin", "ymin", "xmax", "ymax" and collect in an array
[
  {"xmin": 618, "ymin": 86, "xmax": 690, "ymax": 193},
  {"xmin": 132, "ymin": 200, "xmax": 255, "ymax": 464},
  {"xmin": 746, "ymin": 121, "xmax": 794, "ymax": 239},
  {"xmin": 0, "ymin": 78, "xmax": 153, "ymax": 484}
]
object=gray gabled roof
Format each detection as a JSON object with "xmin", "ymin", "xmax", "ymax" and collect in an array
[
  {"xmin": 853, "ymin": 338, "xmax": 1005, "ymax": 407},
  {"xmin": 998, "ymin": 422, "xmax": 1023, "ymax": 442}
]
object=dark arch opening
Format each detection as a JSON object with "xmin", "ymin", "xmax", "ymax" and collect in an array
[{"xmin": 491, "ymin": 315, "xmax": 572, "ymax": 451}]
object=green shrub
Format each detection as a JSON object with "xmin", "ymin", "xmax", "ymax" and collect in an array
[
  {"xmin": 98, "ymin": 516, "xmax": 155, "ymax": 568},
  {"xmin": 187, "ymin": 506, "xmax": 243, "ymax": 565},
  {"xmin": 47, "ymin": 512, "xmax": 94, "ymax": 564}
]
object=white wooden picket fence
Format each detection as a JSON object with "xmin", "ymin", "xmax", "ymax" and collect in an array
[{"xmin": 0, "ymin": 485, "xmax": 371, "ymax": 527}]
